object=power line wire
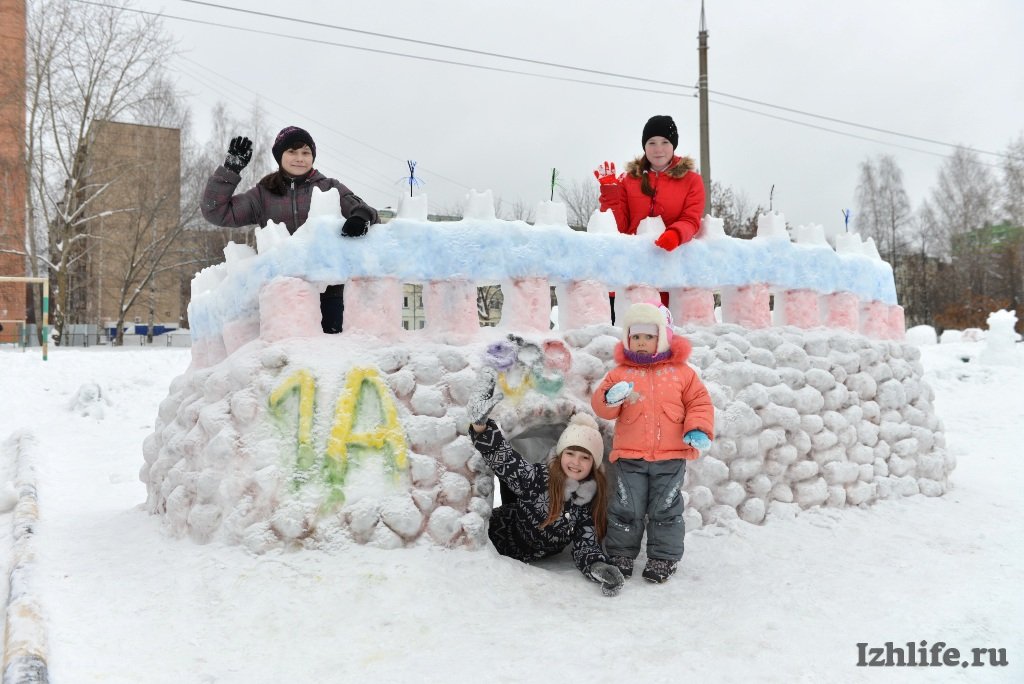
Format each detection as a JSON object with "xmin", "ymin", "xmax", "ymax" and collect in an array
[
  {"xmin": 711, "ymin": 99, "xmax": 1005, "ymax": 169},
  {"xmin": 165, "ymin": 0, "xmax": 1018, "ymax": 161},
  {"xmin": 709, "ymin": 89, "xmax": 1013, "ymax": 160},
  {"xmin": 74, "ymin": 0, "xmax": 691, "ymax": 98},
  {"xmin": 172, "ymin": 0, "xmax": 688, "ymax": 89},
  {"xmin": 72, "ymin": 0, "xmax": 1021, "ymax": 166}
]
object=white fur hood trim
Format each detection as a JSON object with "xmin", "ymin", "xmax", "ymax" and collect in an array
[{"xmin": 563, "ymin": 478, "xmax": 597, "ymax": 505}]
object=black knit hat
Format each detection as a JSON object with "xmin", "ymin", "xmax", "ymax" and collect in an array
[
  {"xmin": 272, "ymin": 126, "xmax": 316, "ymax": 165},
  {"xmin": 641, "ymin": 115, "xmax": 678, "ymax": 149}
]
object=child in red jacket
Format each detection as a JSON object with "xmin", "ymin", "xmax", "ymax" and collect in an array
[
  {"xmin": 591, "ymin": 302, "xmax": 715, "ymax": 583},
  {"xmin": 594, "ymin": 114, "xmax": 706, "ymax": 251}
]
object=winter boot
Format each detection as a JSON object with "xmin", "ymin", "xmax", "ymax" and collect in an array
[
  {"xmin": 642, "ymin": 558, "xmax": 678, "ymax": 583},
  {"xmin": 607, "ymin": 555, "xmax": 634, "ymax": 579}
]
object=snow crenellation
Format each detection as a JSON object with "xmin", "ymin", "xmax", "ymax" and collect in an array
[{"xmin": 186, "ymin": 187, "xmax": 901, "ymax": 361}]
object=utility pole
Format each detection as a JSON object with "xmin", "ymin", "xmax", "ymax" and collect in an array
[{"xmin": 698, "ymin": 0, "xmax": 711, "ymax": 215}]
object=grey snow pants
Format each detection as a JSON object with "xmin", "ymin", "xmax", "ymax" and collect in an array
[{"xmin": 605, "ymin": 458, "xmax": 687, "ymax": 562}]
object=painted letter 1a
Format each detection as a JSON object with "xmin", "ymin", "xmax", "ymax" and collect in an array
[
  {"xmin": 268, "ymin": 369, "xmax": 317, "ymax": 471},
  {"xmin": 325, "ymin": 367, "xmax": 409, "ymax": 496}
]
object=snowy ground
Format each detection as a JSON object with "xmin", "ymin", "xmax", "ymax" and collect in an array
[{"xmin": 1, "ymin": 341, "xmax": 1022, "ymax": 683}]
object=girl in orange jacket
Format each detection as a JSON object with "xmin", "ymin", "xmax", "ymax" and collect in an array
[{"xmin": 591, "ymin": 302, "xmax": 714, "ymax": 583}]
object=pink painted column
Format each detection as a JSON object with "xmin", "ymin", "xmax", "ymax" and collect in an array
[
  {"xmin": 556, "ymin": 279, "xmax": 611, "ymax": 329},
  {"xmin": 423, "ymin": 278, "xmax": 479, "ymax": 340},
  {"xmin": 260, "ymin": 277, "xmax": 323, "ymax": 342},
  {"xmin": 669, "ymin": 287, "xmax": 715, "ymax": 326},
  {"xmin": 887, "ymin": 304, "xmax": 906, "ymax": 340},
  {"xmin": 222, "ymin": 318, "xmax": 261, "ymax": 354},
  {"xmin": 190, "ymin": 336, "xmax": 227, "ymax": 370},
  {"xmin": 614, "ymin": 284, "xmax": 660, "ymax": 323},
  {"xmin": 721, "ymin": 284, "xmax": 771, "ymax": 328},
  {"xmin": 859, "ymin": 300, "xmax": 890, "ymax": 339},
  {"xmin": 777, "ymin": 289, "xmax": 822, "ymax": 329},
  {"xmin": 824, "ymin": 292, "xmax": 859, "ymax": 332},
  {"xmin": 498, "ymin": 277, "xmax": 550, "ymax": 332},
  {"xmin": 344, "ymin": 276, "xmax": 404, "ymax": 337}
]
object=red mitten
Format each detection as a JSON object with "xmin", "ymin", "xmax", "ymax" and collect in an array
[
  {"xmin": 593, "ymin": 161, "xmax": 618, "ymax": 186},
  {"xmin": 654, "ymin": 229, "xmax": 681, "ymax": 251}
]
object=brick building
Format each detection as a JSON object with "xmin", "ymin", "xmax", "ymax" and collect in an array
[
  {"xmin": 0, "ymin": 0, "xmax": 27, "ymax": 340},
  {"xmin": 82, "ymin": 120, "xmax": 183, "ymax": 336}
]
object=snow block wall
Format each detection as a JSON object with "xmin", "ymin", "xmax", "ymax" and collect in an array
[
  {"xmin": 141, "ymin": 319, "xmax": 951, "ymax": 552},
  {"xmin": 681, "ymin": 324, "xmax": 951, "ymax": 528},
  {"xmin": 141, "ymin": 191, "xmax": 947, "ymax": 551}
]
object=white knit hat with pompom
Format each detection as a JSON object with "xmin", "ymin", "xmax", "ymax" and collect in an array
[{"xmin": 554, "ymin": 413, "xmax": 605, "ymax": 468}]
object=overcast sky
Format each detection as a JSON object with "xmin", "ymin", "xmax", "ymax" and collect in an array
[{"xmin": 138, "ymin": 0, "xmax": 1024, "ymax": 232}]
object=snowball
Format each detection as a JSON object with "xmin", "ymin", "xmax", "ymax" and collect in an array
[
  {"xmin": 439, "ymin": 472, "xmax": 472, "ymax": 508},
  {"xmin": 427, "ymin": 505, "xmax": 463, "ymax": 545},
  {"xmin": 804, "ymin": 368, "xmax": 836, "ymax": 392},
  {"xmin": 789, "ymin": 461, "xmax": 819, "ymax": 481},
  {"xmin": 715, "ymin": 481, "xmax": 747, "ymax": 507},
  {"xmin": 846, "ymin": 481, "xmax": 876, "ymax": 505},
  {"xmin": 715, "ymin": 401, "xmax": 763, "ymax": 438},
  {"xmin": 738, "ymin": 497, "xmax": 766, "ymax": 524},
  {"xmin": 794, "ymin": 477, "xmax": 829, "ymax": 506},
  {"xmin": 411, "ymin": 385, "xmax": 447, "ymax": 418},
  {"xmin": 380, "ymin": 494, "xmax": 425, "ymax": 539}
]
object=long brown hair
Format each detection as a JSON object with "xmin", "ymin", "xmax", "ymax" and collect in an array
[
  {"xmin": 540, "ymin": 450, "xmax": 608, "ymax": 539},
  {"xmin": 638, "ymin": 156, "xmax": 657, "ymax": 198}
]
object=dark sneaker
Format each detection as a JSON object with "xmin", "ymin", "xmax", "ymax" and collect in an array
[
  {"xmin": 642, "ymin": 558, "xmax": 678, "ymax": 583},
  {"xmin": 607, "ymin": 555, "xmax": 634, "ymax": 579}
]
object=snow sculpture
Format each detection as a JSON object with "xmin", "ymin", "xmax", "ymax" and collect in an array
[
  {"xmin": 141, "ymin": 191, "xmax": 950, "ymax": 552},
  {"xmin": 977, "ymin": 309, "xmax": 1020, "ymax": 366}
]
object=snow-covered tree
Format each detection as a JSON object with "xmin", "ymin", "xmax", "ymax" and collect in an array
[
  {"xmin": 23, "ymin": 0, "xmax": 177, "ymax": 343},
  {"xmin": 854, "ymin": 154, "xmax": 911, "ymax": 268}
]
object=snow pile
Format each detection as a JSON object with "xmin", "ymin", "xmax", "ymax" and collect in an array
[
  {"xmin": 905, "ymin": 324, "xmax": 938, "ymax": 346},
  {"xmin": 141, "ymin": 321, "xmax": 950, "ymax": 551}
]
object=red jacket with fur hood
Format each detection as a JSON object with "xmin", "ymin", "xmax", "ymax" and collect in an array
[
  {"xmin": 591, "ymin": 336, "xmax": 714, "ymax": 462},
  {"xmin": 599, "ymin": 155, "xmax": 705, "ymax": 244}
]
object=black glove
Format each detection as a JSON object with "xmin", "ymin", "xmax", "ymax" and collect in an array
[
  {"xmin": 589, "ymin": 562, "xmax": 625, "ymax": 596},
  {"xmin": 341, "ymin": 216, "xmax": 370, "ymax": 237},
  {"xmin": 224, "ymin": 136, "xmax": 252, "ymax": 174}
]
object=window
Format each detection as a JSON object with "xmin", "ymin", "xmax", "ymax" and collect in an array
[{"xmin": 402, "ymin": 320, "xmax": 409, "ymax": 330}]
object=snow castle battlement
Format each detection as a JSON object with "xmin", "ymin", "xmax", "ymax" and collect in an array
[
  {"xmin": 141, "ymin": 190, "xmax": 946, "ymax": 553},
  {"xmin": 185, "ymin": 190, "xmax": 903, "ymax": 370}
]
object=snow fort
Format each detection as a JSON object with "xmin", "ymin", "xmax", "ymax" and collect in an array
[{"xmin": 141, "ymin": 188, "xmax": 953, "ymax": 552}]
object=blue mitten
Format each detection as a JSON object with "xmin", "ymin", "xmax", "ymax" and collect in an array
[
  {"xmin": 605, "ymin": 381, "xmax": 633, "ymax": 407},
  {"xmin": 683, "ymin": 429, "xmax": 711, "ymax": 452}
]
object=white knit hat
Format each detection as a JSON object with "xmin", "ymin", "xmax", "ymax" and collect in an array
[
  {"xmin": 554, "ymin": 413, "xmax": 604, "ymax": 468},
  {"xmin": 622, "ymin": 302, "xmax": 673, "ymax": 353}
]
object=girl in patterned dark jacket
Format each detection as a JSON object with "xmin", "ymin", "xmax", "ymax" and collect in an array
[
  {"xmin": 201, "ymin": 126, "xmax": 378, "ymax": 334},
  {"xmin": 468, "ymin": 370, "xmax": 625, "ymax": 596}
]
